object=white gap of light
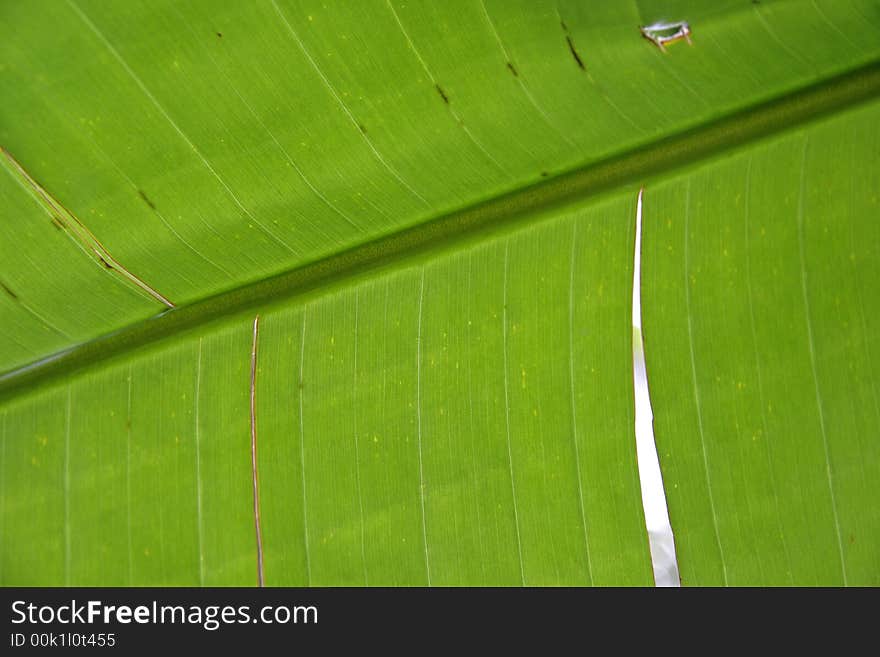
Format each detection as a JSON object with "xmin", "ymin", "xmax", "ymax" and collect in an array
[{"xmin": 633, "ymin": 188, "xmax": 681, "ymax": 587}]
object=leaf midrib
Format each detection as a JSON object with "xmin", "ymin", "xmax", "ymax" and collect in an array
[{"xmin": 3, "ymin": 60, "xmax": 879, "ymax": 401}]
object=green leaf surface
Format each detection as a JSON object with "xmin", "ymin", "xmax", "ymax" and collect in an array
[
  {"xmin": 642, "ymin": 97, "xmax": 880, "ymax": 585},
  {"xmin": 1, "ymin": 0, "xmax": 878, "ymax": 585},
  {"xmin": 2, "ymin": 192, "xmax": 651, "ymax": 586}
]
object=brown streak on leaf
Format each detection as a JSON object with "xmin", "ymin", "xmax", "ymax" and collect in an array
[
  {"xmin": 566, "ymin": 36, "xmax": 586, "ymax": 70},
  {"xmin": 137, "ymin": 189, "xmax": 156, "ymax": 210},
  {"xmin": 250, "ymin": 315, "xmax": 265, "ymax": 587},
  {"xmin": 0, "ymin": 279, "xmax": 19, "ymax": 301},
  {"xmin": 0, "ymin": 146, "xmax": 175, "ymax": 308}
]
